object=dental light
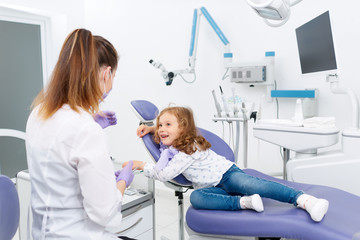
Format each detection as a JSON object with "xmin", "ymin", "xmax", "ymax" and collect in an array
[{"xmin": 246, "ymin": 0, "xmax": 302, "ymax": 27}]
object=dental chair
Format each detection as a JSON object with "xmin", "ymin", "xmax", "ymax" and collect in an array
[
  {"xmin": 130, "ymin": 100, "xmax": 360, "ymax": 240},
  {"xmin": 0, "ymin": 174, "xmax": 20, "ymax": 240}
]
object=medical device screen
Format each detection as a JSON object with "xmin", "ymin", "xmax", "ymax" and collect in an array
[{"xmin": 295, "ymin": 11, "xmax": 337, "ymax": 74}]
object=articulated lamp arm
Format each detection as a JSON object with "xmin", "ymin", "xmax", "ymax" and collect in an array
[
  {"xmin": 192, "ymin": 7, "xmax": 233, "ymax": 69},
  {"xmin": 150, "ymin": 7, "xmax": 233, "ymax": 86}
]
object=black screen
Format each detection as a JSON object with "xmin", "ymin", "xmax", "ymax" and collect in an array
[{"xmin": 296, "ymin": 11, "xmax": 337, "ymax": 74}]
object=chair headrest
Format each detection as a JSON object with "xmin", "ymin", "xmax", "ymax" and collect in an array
[{"xmin": 130, "ymin": 100, "xmax": 159, "ymax": 123}]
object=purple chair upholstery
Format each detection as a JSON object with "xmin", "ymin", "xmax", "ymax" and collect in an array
[
  {"xmin": 0, "ymin": 175, "xmax": 20, "ymax": 240},
  {"xmin": 186, "ymin": 169, "xmax": 360, "ymax": 240},
  {"xmin": 130, "ymin": 100, "xmax": 159, "ymax": 122}
]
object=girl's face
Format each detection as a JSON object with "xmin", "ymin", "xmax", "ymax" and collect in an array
[{"xmin": 158, "ymin": 112, "xmax": 180, "ymax": 146}]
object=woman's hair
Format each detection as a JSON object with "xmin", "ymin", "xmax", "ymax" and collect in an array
[
  {"xmin": 154, "ymin": 106, "xmax": 211, "ymax": 155},
  {"xmin": 32, "ymin": 28, "xmax": 119, "ymax": 119}
]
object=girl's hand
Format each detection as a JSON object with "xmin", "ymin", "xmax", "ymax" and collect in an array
[
  {"xmin": 136, "ymin": 125, "xmax": 155, "ymax": 137},
  {"xmin": 122, "ymin": 160, "xmax": 146, "ymax": 171}
]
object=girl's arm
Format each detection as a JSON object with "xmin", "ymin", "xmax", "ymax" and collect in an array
[
  {"xmin": 137, "ymin": 125, "xmax": 155, "ymax": 137},
  {"xmin": 122, "ymin": 160, "xmax": 146, "ymax": 171},
  {"xmin": 143, "ymin": 153, "xmax": 194, "ymax": 182},
  {"xmin": 122, "ymin": 153, "xmax": 194, "ymax": 182}
]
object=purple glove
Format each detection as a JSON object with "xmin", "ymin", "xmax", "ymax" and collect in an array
[
  {"xmin": 94, "ymin": 111, "xmax": 117, "ymax": 129},
  {"xmin": 155, "ymin": 143, "xmax": 179, "ymax": 171},
  {"xmin": 115, "ymin": 161, "xmax": 134, "ymax": 187}
]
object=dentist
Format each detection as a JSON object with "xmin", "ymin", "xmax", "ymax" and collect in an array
[{"xmin": 25, "ymin": 29, "xmax": 134, "ymax": 240}]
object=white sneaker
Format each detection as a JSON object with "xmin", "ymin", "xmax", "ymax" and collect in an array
[
  {"xmin": 309, "ymin": 199, "xmax": 329, "ymax": 222},
  {"xmin": 240, "ymin": 194, "xmax": 264, "ymax": 212},
  {"xmin": 297, "ymin": 194, "xmax": 329, "ymax": 222}
]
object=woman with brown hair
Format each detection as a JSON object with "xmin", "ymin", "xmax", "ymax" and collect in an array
[{"xmin": 25, "ymin": 29, "xmax": 134, "ymax": 239}]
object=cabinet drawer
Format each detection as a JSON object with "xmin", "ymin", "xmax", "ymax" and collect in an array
[{"xmin": 110, "ymin": 204, "xmax": 153, "ymax": 238}]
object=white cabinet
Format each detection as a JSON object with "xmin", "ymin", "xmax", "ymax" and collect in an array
[
  {"xmin": 113, "ymin": 160, "xmax": 156, "ymax": 239},
  {"xmin": 112, "ymin": 204, "xmax": 153, "ymax": 239}
]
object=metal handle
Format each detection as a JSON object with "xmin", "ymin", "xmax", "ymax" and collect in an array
[
  {"xmin": 116, "ymin": 217, "xmax": 143, "ymax": 235},
  {"xmin": 123, "ymin": 204, "xmax": 142, "ymax": 218}
]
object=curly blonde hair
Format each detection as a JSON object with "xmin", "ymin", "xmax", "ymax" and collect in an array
[{"xmin": 153, "ymin": 106, "xmax": 211, "ymax": 155}]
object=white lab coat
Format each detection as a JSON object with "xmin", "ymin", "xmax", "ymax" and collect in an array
[{"xmin": 25, "ymin": 104, "xmax": 123, "ymax": 240}]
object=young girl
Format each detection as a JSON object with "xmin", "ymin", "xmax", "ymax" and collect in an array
[{"xmin": 127, "ymin": 106, "xmax": 329, "ymax": 222}]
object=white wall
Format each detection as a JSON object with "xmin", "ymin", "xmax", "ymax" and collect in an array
[{"xmin": 3, "ymin": 0, "xmax": 360, "ymax": 176}]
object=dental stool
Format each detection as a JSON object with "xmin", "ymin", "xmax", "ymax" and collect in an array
[
  {"xmin": 130, "ymin": 100, "xmax": 360, "ymax": 240},
  {"xmin": 0, "ymin": 174, "xmax": 20, "ymax": 240}
]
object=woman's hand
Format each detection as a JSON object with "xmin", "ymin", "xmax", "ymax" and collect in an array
[
  {"xmin": 137, "ymin": 125, "xmax": 155, "ymax": 137},
  {"xmin": 115, "ymin": 160, "xmax": 135, "ymax": 194},
  {"xmin": 115, "ymin": 161, "xmax": 134, "ymax": 187},
  {"xmin": 122, "ymin": 160, "xmax": 146, "ymax": 171},
  {"xmin": 93, "ymin": 110, "xmax": 117, "ymax": 128}
]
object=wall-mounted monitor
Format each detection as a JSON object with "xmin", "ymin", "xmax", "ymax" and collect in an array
[{"xmin": 295, "ymin": 11, "xmax": 337, "ymax": 74}]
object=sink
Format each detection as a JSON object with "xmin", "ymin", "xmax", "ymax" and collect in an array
[{"xmin": 253, "ymin": 124, "xmax": 340, "ymax": 154}]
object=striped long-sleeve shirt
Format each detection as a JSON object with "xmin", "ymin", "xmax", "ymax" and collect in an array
[{"xmin": 143, "ymin": 148, "xmax": 233, "ymax": 189}]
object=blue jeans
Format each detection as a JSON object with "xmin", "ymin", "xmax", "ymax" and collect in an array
[{"xmin": 190, "ymin": 164, "xmax": 303, "ymax": 211}]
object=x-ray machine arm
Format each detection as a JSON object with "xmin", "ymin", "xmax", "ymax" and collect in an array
[
  {"xmin": 149, "ymin": 7, "xmax": 233, "ymax": 86},
  {"xmin": 189, "ymin": 7, "xmax": 233, "ymax": 73}
]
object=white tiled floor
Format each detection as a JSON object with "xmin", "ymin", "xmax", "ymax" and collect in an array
[{"xmin": 154, "ymin": 188, "xmax": 192, "ymax": 240}]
